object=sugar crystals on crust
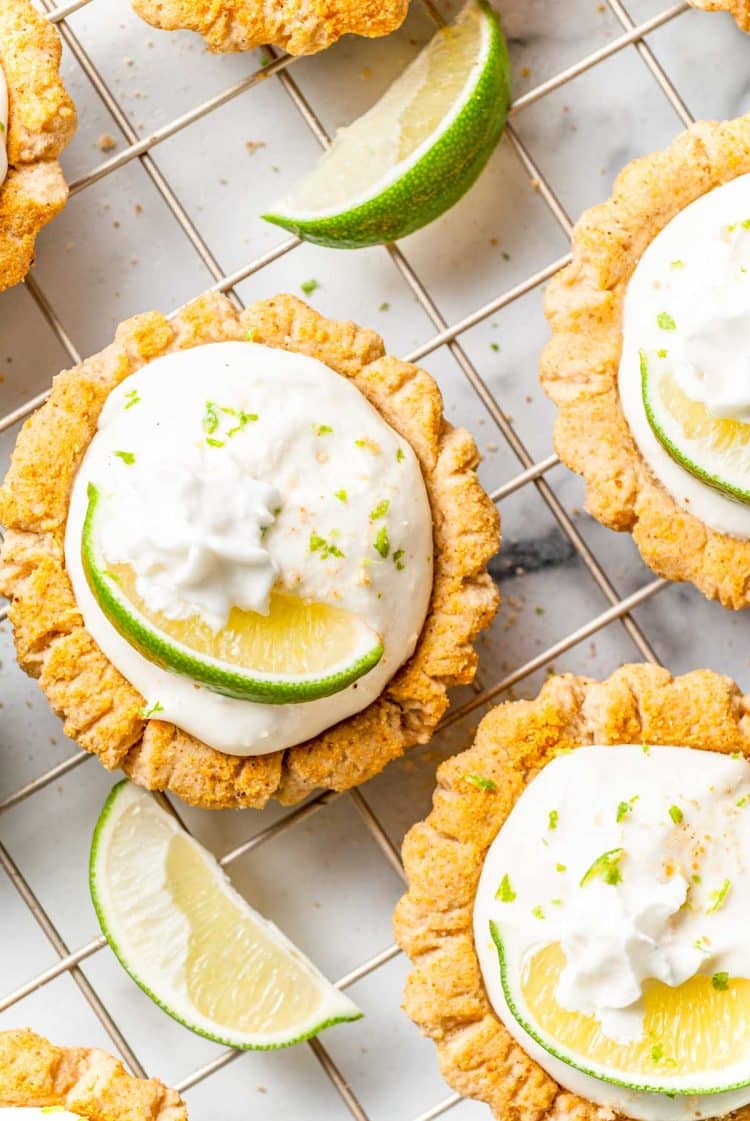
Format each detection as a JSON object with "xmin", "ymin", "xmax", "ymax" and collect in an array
[
  {"xmin": 132, "ymin": 0, "xmax": 409, "ymax": 55},
  {"xmin": 0, "ymin": 0, "xmax": 76, "ymax": 292}
]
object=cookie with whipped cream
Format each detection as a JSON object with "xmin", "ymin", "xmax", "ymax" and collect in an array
[
  {"xmin": 0, "ymin": 291, "xmax": 499, "ymax": 809},
  {"xmin": 0, "ymin": 1029, "xmax": 186, "ymax": 1119},
  {"xmin": 395, "ymin": 663, "xmax": 750, "ymax": 1121},
  {"xmin": 131, "ymin": 0, "xmax": 409, "ymax": 55},
  {"xmin": 0, "ymin": 0, "xmax": 76, "ymax": 292},
  {"xmin": 542, "ymin": 111, "xmax": 750, "ymax": 608}
]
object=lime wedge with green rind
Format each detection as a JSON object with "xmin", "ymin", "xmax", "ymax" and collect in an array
[
  {"xmin": 82, "ymin": 483, "xmax": 383, "ymax": 704},
  {"xmin": 262, "ymin": 0, "xmax": 511, "ymax": 249},
  {"xmin": 641, "ymin": 350, "xmax": 750, "ymax": 505},
  {"xmin": 491, "ymin": 920, "xmax": 750, "ymax": 1096},
  {"xmin": 91, "ymin": 780, "xmax": 362, "ymax": 1049}
]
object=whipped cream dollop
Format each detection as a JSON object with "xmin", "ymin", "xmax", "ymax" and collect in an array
[
  {"xmin": 474, "ymin": 745, "xmax": 750, "ymax": 1121},
  {"xmin": 0, "ymin": 63, "xmax": 8, "ymax": 186},
  {"xmin": 65, "ymin": 341, "xmax": 433, "ymax": 756},
  {"xmin": 97, "ymin": 443, "xmax": 281, "ymax": 631},
  {"xmin": 619, "ymin": 173, "xmax": 750, "ymax": 538}
]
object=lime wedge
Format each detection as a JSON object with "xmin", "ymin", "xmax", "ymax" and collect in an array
[
  {"xmin": 262, "ymin": 0, "xmax": 510, "ymax": 248},
  {"xmin": 641, "ymin": 350, "xmax": 750, "ymax": 504},
  {"xmin": 81, "ymin": 484, "xmax": 383, "ymax": 703},
  {"xmin": 491, "ymin": 922, "xmax": 750, "ymax": 1096},
  {"xmin": 90, "ymin": 781, "xmax": 362, "ymax": 1049}
]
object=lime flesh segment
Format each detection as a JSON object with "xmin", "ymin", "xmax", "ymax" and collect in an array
[
  {"xmin": 90, "ymin": 781, "xmax": 362, "ymax": 1049},
  {"xmin": 491, "ymin": 922, "xmax": 750, "ymax": 1096},
  {"xmin": 262, "ymin": 0, "xmax": 511, "ymax": 248},
  {"xmin": 641, "ymin": 351, "xmax": 750, "ymax": 504},
  {"xmin": 81, "ymin": 484, "xmax": 383, "ymax": 703}
]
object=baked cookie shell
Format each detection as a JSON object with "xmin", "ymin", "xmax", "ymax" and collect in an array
[
  {"xmin": 689, "ymin": 0, "xmax": 750, "ymax": 31},
  {"xmin": 541, "ymin": 113, "xmax": 750, "ymax": 609},
  {"xmin": 394, "ymin": 664, "xmax": 750, "ymax": 1121},
  {"xmin": 132, "ymin": 0, "xmax": 409, "ymax": 55},
  {"xmin": 0, "ymin": 0, "xmax": 76, "ymax": 292},
  {"xmin": 0, "ymin": 1029, "xmax": 186, "ymax": 1120},
  {"xmin": 0, "ymin": 291, "xmax": 499, "ymax": 810}
]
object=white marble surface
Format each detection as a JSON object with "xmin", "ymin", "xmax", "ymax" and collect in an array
[{"xmin": 1, "ymin": 1, "xmax": 750, "ymax": 1119}]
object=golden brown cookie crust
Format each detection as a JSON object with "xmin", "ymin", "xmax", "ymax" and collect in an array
[
  {"xmin": 541, "ymin": 113, "xmax": 750, "ymax": 610},
  {"xmin": 689, "ymin": 0, "xmax": 750, "ymax": 31},
  {"xmin": 0, "ymin": 1029, "xmax": 187, "ymax": 1120},
  {"xmin": 0, "ymin": 0, "xmax": 76, "ymax": 293},
  {"xmin": 0, "ymin": 291, "xmax": 499, "ymax": 810},
  {"xmin": 394, "ymin": 663, "xmax": 750, "ymax": 1121},
  {"xmin": 131, "ymin": 0, "xmax": 409, "ymax": 55}
]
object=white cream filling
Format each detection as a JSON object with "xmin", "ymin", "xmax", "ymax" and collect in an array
[
  {"xmin": 64, "ymin": 341, "xmax": 434, "ymax": 757},
  {"xmin": 619, "ymin": 173, "xmax": 750, "ymax": 539},
  {"xmin": 0, "ymin": 62, "xmax": 8, "ymax": 187},
  {"xmin": 474, "ymin": 745, "xmax": 750, "ymax": 1121}
]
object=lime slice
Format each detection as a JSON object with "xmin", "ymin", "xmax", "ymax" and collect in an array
[
  {"xmin": 82, "ymin": 484, "xmax": 383, "ymax": 703},
  {"xmin": 90, "ymin": 781, "xmax": 362, "ymax": 1049},
  {"xmin": 491, "ymin": 922, "xmax": 750, "ymax": 1096},
  {"xmin": 641, "ymin": 350, "xmax": 750, "ymax": 504},
  {"xmin": 262, "ymin": 0, "xmax": 510, "ymax": 248}
]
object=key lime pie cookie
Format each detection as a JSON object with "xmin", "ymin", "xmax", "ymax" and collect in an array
[
  {"xmin": 0, "ymin": 0, "xmax": 76, "ymax": 293},
  {"xmin": 0, "ymin": 1028, "xmax": 186, "ymax": 1118},
  {"xmin": 131, "ymin": 0, "xmax": 409, "ymax": 55},
  {"xmin": 395, "ymin": 663, "xmax": 750, "ymax": 1121},
  {"xmin": 0, "ymin": 292, "xmax": 499, "ymax": 809},
  {"xmin": 689, "ymin": 0, "xmax": 750, "ymax": 31},
  {"xmin": 541, "ymin": 113, "xmax": 750, "ymax": 609}
]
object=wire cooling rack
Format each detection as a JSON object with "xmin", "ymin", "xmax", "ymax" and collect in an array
[{"xmin": 0, "ymin": 1, "xmax": 745, "ymax": 1118}]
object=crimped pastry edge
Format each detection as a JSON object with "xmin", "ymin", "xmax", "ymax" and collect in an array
[
  {"xmin": 394, "ymin": 663, "xmax": 750, "ymax": 1121},
  {"xmin": 131, "ymin": 0, "xmax": 409, "ymax": 55},
  {"xmin": 540, "ymin": 112, "xmax": 750, "ymax": 609},
  {"xmin": 0, "ymin": 290, "xmax": 500, "ymax": 810},
  {"xmin": 0, "ymin": 1028, "xmax": 187, "ymax": 1120},
  {"xmin": 0, "ymin": 0, "xmax": 76, "ymax": 292}
]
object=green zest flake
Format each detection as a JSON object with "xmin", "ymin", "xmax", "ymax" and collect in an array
[
  {"xmin": 309, "ymin": 532, "xmax": 344, "ymax": 561},
  {"xmin": 124, "ymin": 388, "xmax": 141, "ymax": 409},
  {"xmin": 334, "ymin": 489, "xmax": 348, "ymax": 503},
  {"xmin": 712, "ymin": 971, "xmax": 730, "ymax": 991},
  {"xmin": 206, "ymin": 437, "xmax": 225, "ymax": 448},
  {"xmin": 694, "ymin": 936, "xmax": 710, "ymax": 954},
  {"xmin": 114, "ymin": 450, "xmax": 135, "ymax": 465},
  {"xmin": 465, "ymin": 773, "xmax": 496, "ymax": 792},
  {"xmin": 140, "ymin": 700, "xmax": 164, "ymax": 719},
  {"xmin": 555, "ymin": 863, "xmax": 567, "ymax": 873},
  {"xmin": 315, "ymin": 424, "xmax": 333, "ymax": 436},
  {"xmin": 707, "ymin": 879, "xmax": 731, "ymax": 914},
  {"xmin": 650, "ymin": 1044, "xmax": 665, "ymax": 1063},
  {"xmin": 551, "ymin": 898, "xmax": 562, "ymax": 906},
  {"xmin": 226, "ymin": 410, "xmax": 259, "ymax": 437},
  {"xmin": 495, "ymin": 873, "xmax": 516, "ymax": 903},
  {"xmin": 743, "ymin": 219, "xmax": 750, "ymax": 229},
  {"xmin": 490, "ymin": 342, "xmax": 500, "ymax": 352},
  {"xmin": 581, "ymin": 847, "xmax": 624, "ymax": 888},
  {"xmin": 393, "ymin": 548, "xmax": 406, "ymax": 571},
  {"xmin": 369, "ymin": 499, "xmax": 390, "ymax": 521},
  {"xmin": 692, "ymin": 874, "xmax": 702, "ymax": 884},
  {"xmin": 244, "ymin": 326, "xmax": 257, "ymax": 341},
  {"xmin": 668, "ymin": 804, "xmax": 684, "ymax": 825},
  {"xmin": 657, "ymin": 348, "xmax": 668, "ymax": 359},
  {"xmin": 301, "ymin": 278, "xmax": 319, "ymax": 296},
  {"xmin": 737, "ymin": 795, "xmax": 748, "ymax": 807},
  {"xmin": 657, "ymin": 311, "xmax": 676, "ymax": 331},
  {"xmin": 642, "ymin": 743, "xmax": 652, "ymax": 756},
  {"xmin": 547, "ymin": 809, "xmax": 559, "ymax": 831},
  {"xmin": 396, "ymin": 447, "xmax": 405, "ymax": 463},
  {"xmin": 670, "ymin": 259, "xmax": 685, "ymax": 269},
  {"xmin": 373, "ymin": 525, "xmax": 390, "ymax": 558},
  {"xmin": 532, "ymin": 906, "xmax": 545, "ymax": 920},
  {"xmin": 379, "ymin": 301, "xmax": 390, "ymax": 311},
  {"xmin": 203, "ymin": 400, "xmax": 219, "ymax": 434}
]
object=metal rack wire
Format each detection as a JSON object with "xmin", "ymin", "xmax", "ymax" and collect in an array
[{"xmin": 0, "ymin": 0, "xmax": 702, "ymax": 1116}]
